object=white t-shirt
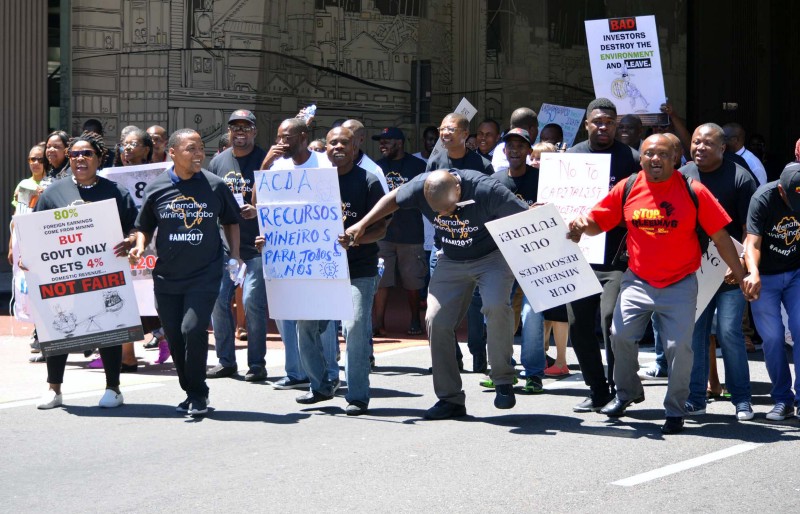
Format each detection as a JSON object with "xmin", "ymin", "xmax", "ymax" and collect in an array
[{"xmin": 269, "ymin": 150, "xmax": 332, "ymax": 170}]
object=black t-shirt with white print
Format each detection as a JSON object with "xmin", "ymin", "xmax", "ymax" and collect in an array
[
  {"xmin": 208, "ymin": 146, "xmax": 267, "ymax": 261},
  {"xmin": 339, "ymin": 165, "xmax": 386, "ymax": 279},
  {"xmin": 746, "ymin": 181, "xmax": 800, "ymax": 275},
  {"xmin": 376, "ymin": 153, "xmax": 426, "ymax": 244},
  {"xmin": 135, "ymin": 168, "xmax": 240, "ymax": 294},
  {"xmin": 492, "ymin": 165, "xmax": 540, "ymax": 206},
  {"xmin": 395, "ymin": 168, "xmax": 528, "ymax": 261}
]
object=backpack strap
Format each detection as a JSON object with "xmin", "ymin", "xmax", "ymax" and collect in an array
[{"xmin": 621, "ymin": 172, "xmax": 638, "ymax": 215}]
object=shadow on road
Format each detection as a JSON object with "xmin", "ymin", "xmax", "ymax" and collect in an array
[{"xmin": 62, "ymin": 404, "xmax": 311, "ymax": 424}]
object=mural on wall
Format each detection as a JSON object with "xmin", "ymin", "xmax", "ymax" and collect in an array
[{"xmin": 70, "ymin": 0, "xmax": 687, "ymax": 156}]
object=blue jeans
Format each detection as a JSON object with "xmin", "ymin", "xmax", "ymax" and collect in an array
[
  {"xmin": 277, "ymin": 319, "xmax": 338, "ymax": 382},
  {"xmin": 750, "ymin": 269, "xmax": 800, "ymax": 406},
  {"xmin": 298, "ymin": 276, "xmax": 377, "ymax": 405},
  {"xmin": 520, "ymin": 295, "xmax": 545, "ymax": 378},
  {"xmin": 687, "ymin": 287, "xmax": 750, "ymax": 407},
  {"xmin": 210, "ymin": 255, "xmax": 267, "ymax": 369}
]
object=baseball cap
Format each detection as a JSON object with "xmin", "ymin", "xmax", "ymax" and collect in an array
[
  {"xmin": 371, "ymin": 127, "xmax": 405, "ymax": 141},
  {"xmin": 779, "ymin": 162, "xmax": 800, "ymax": 212},
  {"xmin": 501, "ymin": 128, "xmax": 532, "ymax": 145},
  {"xmin": 228, "ymin": 109, "xmax": 256, "ymax": 125}
]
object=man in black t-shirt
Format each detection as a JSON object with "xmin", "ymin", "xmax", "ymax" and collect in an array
[
  {"xmin": 680, "ymin": 122, "xmax": 758, "ymax": 420},
  {"xmin": 131, "ymin": 129, "xmax": 241, "ymax": 417},
  {"xmin": 344, "ymin": 168, "xmax": 528, "ymax": 419},
  {"xmin": 566, "ymin": 98, "xmax": 640, "ymax": 414},
  {"xmin": 743, "ymin": 163, "xmax": 800, "ymax": 420},
  {"xmin": 425, "ymin": 113, "xmax": 494, "ymax": 175},
  {"xmin": 206, "ymin": 109, "xmax": 270, "ymax": 383},
  {"xmin": 372, "ymin": 127, "xmax": 427, "ymax": 336},
  {"xmin": 294, "ymin": 127, "xmax": 387, "ymax": 416}
]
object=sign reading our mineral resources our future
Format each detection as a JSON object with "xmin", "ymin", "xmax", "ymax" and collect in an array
[
  {"xmin": 486, "ymin": 203, "xmax": 602, "ymax": 313},
  {"xmin": 100, "ymin": 163, "xmax": 170, "ymax": 316},
  {"xmin": 13, "ymin": 200, "xmax": 144, "ymax": 357},
  {"xmin": 537, "ymin": 152, "xmax": 611, "ymax": 264},
  {"xmin": 255, "ymin": 167, "xmax": 354, "ymax": 320},
  {"xmin": 585, "ymin": 15, "xmax": 666, "ymax": 115}
]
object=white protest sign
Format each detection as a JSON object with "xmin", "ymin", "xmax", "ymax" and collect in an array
[
  {"xmin": 535, "ymin": 103, "xmax": 585, "ymax": 148},
  {"xmin": 255, "ymin": 167, "xmax": 354, "ymax": 320},
  {"xmin": 487, "ymin": 204, "xmax": 602, "ymax": 312},
  {"xmin": 537, "ymin": 152, "xmax": 611, "ymax": 264},
  {"xmin": 100, "ymin": 163, "xmax": 169, "ymax": 316},
  {"xmin": 585, "ymin": 15, "xmax": 666, "ymax": 115},
  {"xmin": 427, "ymin": 97, "xmax": 477, "ymax": 163},
  {"xmin": 10, "ymin": 227, "xmax": 32, "ymax": 322},
  {"xmin": 695, "ymin": 237, "xmax": 744, "ymax": 321},
  {"xmin": 14, "ymin": 200, "xmax": 144, "ymax": 356}
]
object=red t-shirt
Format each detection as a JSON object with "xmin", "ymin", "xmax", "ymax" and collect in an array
[{"xmin": 590, "ymin": 171, "xmax": 731, "ymax": 288}]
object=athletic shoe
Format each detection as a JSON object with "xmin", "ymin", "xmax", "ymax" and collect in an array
[
  {"xmin": 638, "ymin": 366, "xmax": 668, "ymax": 380},
  {"xmin": 423, "ymin": 400, "xmax": 467, "ymax": 420},
  {"xmin": 735, "ymin": 401, "xmax": 754, "ymax": 421},
  {"xmin": 188, "ymin": 398, "xmax": 208, "ymax": 416},
  {"xmin": 346, "ymin": 402, "xmax": 368, "ymax": 416},
  {"xmin": 36, "ymin": 390, "xmax": 63, "ymax": 410},
  {"xmin": 494, "ymin": 384, "xmax": 516, "ymax": 409},
  {"xmin": 206, "ymin": 364, "xmax": 237, "ymax": 378},
  {"xmin": 766, "ymin": 402, "xmax": 795, "ymax": 421},
  {"xmin": 272, "ymin": 377, "xmax": 311, "ymax": 390},
  {"xmin": 98, "ymin": 389, "xmax": 124, "ymax": 408},
  {"xmin": 177, "ymin": 395, "xmax": 209, "ymax": 413},
  {"xmin": 684, "ymin": 402, "xmax": 706, "ymax": 416},
  {"xmin": 244, "ymin": 366, "xmax": 268, "ymax": 382},
  {"xmin": 523, "ymin": 376, "xmax": 544, "ymax": 394},
  {"xmin": 479, "ymin": 376, "xmax": 518, "ymax": 389}
]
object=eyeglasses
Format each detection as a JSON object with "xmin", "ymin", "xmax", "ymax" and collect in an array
[
  {"xmin": 438, "ymin": 127, "xmax": 460, "ymax": 134},
  {"xmin": 28, "ymin": 157, "xmax": 46, "ymax": 164},
  {"xmin": 122, "ymin": 141, "xmax": 141, "ymax": 149},
  {"xmin": 69, "ymin": 150, "xmax": 96, "ymax": 158},
  {"xmin": 229, "ymin": 125, "xmax": 255, "ymax": 134}
]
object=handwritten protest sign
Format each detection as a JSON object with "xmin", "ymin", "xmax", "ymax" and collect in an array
[
  {"xmin": 100, "ymin": 163, "xmax": 169, "ymax": 316},
  {"xmin": 487, "ymin": 204, "xmax": 602, "ymax": 312},
  {"xmin": 585, "ymin": 15, "xmax": 666, "ymax": 115},
  {"xmin": 428, "ymin": 97, "xmax": 477, "ymax": 163},
  {"xmin": 14, "ymin": 200, "xmax": 144, "ymax": 357},
  {"xmin": 255, "ymin": 167, "xmax": 354, "ymax": 320},
  {"xmin": 695, "ymin": 237, "xmax": 744, "ymax": 321},
  {"xmin": 537, "ymin": 152, "xmax": 611, "ymax": 264},
  {"xmin": 535, "ymin": 103, "xmax": 585, "ymax": 148}
]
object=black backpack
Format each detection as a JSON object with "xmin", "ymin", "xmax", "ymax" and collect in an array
[{"xmin": 612, "ymin": 172, "xmax": 709, "ymax": 265}]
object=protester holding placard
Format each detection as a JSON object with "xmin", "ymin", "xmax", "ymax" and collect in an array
[
  {"xmin": 566, "ymin": 98, "xmax": 640, "ymax": 414},
  {"xmin": 742, "ymin": 163, "xmax": 800, "ymax": 421},
  {"xmin": 568, "ymin": 134, "xmax": 750, "ymax": 434},
  {"xmin": 31, "ymin": 132, "xmax": 139, "ymax": 410},
  {"xmin": 680, "ymin": 123, "xmax": 758, "ymax": 421},
  {"xmin": 294, "ymin": 127, "xmax": 387, "ymax": 416},
  {"xmin": 344, "ymin": 167, "xmax": 528, "ymax": 419},
  {"xmin": 130, "ymin": 129, "xmax": 241, "ymax": 417}
]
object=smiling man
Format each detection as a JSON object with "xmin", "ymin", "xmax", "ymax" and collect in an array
[
  {"xmin": 567, "ymin": 134, "xmax": 750, "ymax": 434},
  {"xmin": 426, "ymin": 113, "xmax": 493, "ymax": 175}
]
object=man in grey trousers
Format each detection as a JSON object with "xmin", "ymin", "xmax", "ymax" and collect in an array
[{"xmin": 567, "ymin": 134, "xmax": 752, "ymax": 434}]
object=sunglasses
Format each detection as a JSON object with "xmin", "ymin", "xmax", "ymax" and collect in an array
[
  {"xmin": 230, "ymin": 125, "xmax": 255, "ymax": 133},
  {"xmin": 69, "ymin": 150, "xmax": 96, "ymax": 158},
  {"xmin": 28, "ymin": 157, "xmax": 46, "ymax": 164}
]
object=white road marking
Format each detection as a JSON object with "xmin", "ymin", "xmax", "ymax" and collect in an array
[
  {"xmin": 612, "ymin": 442, "xmax": 762, "ymax": 486},
  {"xmin": 0, "ymin": 383, "xmax": 164, "ymax": 410}
]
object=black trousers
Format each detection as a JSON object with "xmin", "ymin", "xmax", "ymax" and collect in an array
[
  {"xmin": 155, "ymin": 291, "xmax": 217, "ymax": 399},
  {"xmin": 46, "ymin": 345, "xmax": 122, "ymax": 387},
  {"xmin": 566, "ymin": 269, "xmax": 623, "ymax": 399}
]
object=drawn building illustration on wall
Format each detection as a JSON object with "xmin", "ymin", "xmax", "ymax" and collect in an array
[{"xmin": 69, "ymin": 0, "xmax": 688, "ymax": 156}]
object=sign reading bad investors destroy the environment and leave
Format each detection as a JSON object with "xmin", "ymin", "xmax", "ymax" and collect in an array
[
  {"xmin": 486, "ymin": 203, "xmax": 602, "ymax": 313},
  {"xmin": 585, "ymin": 15, "xmax": 666, "ymax": 115},
  {"xmin": 255, "ymin": 167, "xmax": 354, "ymax": 320},
  {"xmin": 13, "ymin": 200, "xmax": 144, "ymax": 357}
]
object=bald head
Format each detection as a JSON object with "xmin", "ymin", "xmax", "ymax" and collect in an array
[
  {"xmin": 342, "ymin": 119, "xmax": 365, "ymax": 149},
  {"xmin": 424, "ymin": 169, "xmax": 461, "ymax": 216},
  {"xmin": 663, "ymin": 132, "xmax": 683, "ymax": 167},
  {"xmin": 509, "ymin": 107, "xmax": 538, "ymax": 140}
]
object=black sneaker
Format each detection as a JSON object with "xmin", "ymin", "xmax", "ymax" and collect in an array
[
  {"xmin": 766, "ymin": 402, "xmax": 795, "ymax": 421},
  {"xmin": 272, "ymin": 377, "xmax": 311, "ymax": 390},
  {"xmin": 177, "ymin": 395, "xmax": 210, "ymax": 413},
  {"xmin": 346, "ymin": 402, "xmax": 368, "ymax": 416},
  {"xmin": 206, "ymin": 364, "xmax": 237, "ymax": 379},
  {"xmin": 573, "ymin": 393, "xmax": 613, "ymax": 413},
  {"xmin": 494, "ymin": 383, "xmax": 516, "ymax": 409},
  {"xmin": 423, "ymin": 400, "xmax": 467, "ymax": 420},
  {"xmin": 661, "ymin": 416, "xmax": 684, "ymax": 434},
  {"xmin": 188, "ymin": 398, "xmax": 208, "ymax": 417},
  {"xmin": 296, "ymin": 390, "xmax": 334, "ymax": 404},
  {"xmin": 244, "ymin": 366, "xmax": 267, "ymax": 382}
]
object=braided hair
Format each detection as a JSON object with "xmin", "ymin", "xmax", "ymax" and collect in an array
[{"xmin": 67, "ymin": 131, "xmax": 108, "ymax": 163}]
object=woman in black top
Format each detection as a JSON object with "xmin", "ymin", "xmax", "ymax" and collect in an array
[
  {"xmin": 44, "ymin": 130, "xmax": 70, "ymax": 181},
  {"xmin": 32, "ymin": 132, "xmax": 139, "ymax": 410}
]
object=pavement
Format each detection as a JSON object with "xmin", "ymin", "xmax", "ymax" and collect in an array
[{"xmin": 1, "ymin": 307, "xmax": 799, "ymax": 512}]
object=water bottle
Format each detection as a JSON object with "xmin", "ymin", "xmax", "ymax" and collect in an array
[
  {"xmin": 377, "ymin": 258, "xmax": 385, "ymax": 278},
  {"xmin": 227, "ymin": 258, "xmax": 240, "ymax": 282},
  {"xmin": 299, "ymin": 104, "xmax": 317, "ymax": 123}
]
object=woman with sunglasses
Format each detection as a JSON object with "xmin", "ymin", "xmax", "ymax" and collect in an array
[
  {"xmin": 45, "ymin": 130, "xmax": 71, "ymax": 180},
  {"xmin": 30, "ymin": 131, "xmax": 139, "ymax": 410}
]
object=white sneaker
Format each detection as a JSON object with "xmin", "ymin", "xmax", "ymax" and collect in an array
[
  {"xmin": 37, "ymin": 390, "xmax": 63, "ymax": 410},
  {"xmin": 99, "ymin": 389, "xmax": 124, "ymax": 408}
]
